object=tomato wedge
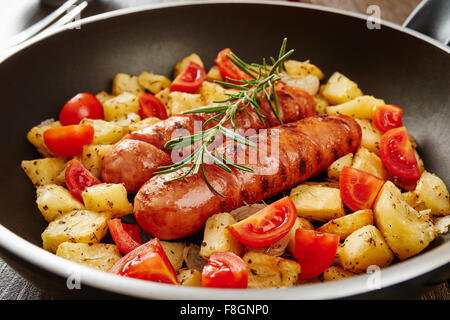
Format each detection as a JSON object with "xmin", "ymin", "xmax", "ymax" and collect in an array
[
  {"xmin": 379, "ymin": 126, "xmax": 421, "ymax": 181},
  {"xmin": 59, "ymin": 93, "xmax": 104, "ymax": 125},
  {"xmin": 138, "ymin": 93, "xmax": 168, "ymax": 120},
  {"xmin": 372, "ymin": 104, "xmax": 403, "ymax": 133},
  {"xmin": 110, "ymin": 238, "xmax": 178, "ymax": 285},
  {"xmin": 227, "ymin": 196, "xmax": 297, "ymax": 248},
  {"xmin": 65, "ymin": 159, "xmax": 101, "ymax": 202},
  {"xmin": 43, "ymin": 124, "xmax": 94, "ymax": 158},
  {"xmin": 340, "ymin": 166, "xmax": 384, "ymax": 212},
  {"xmin": 294, "ymin": 229, "xmax": 340, "ymax": 280},
  {"xmin": 170, "ymin": 61, "xmax": 205, "ymax": 93},
  {"xmin": 108, "ymin": 219, "xmax": 142, "ymax": 254},
  {"xmin": 214, "ymin": 48, "xmax": 254, "ymax": 84},
  {"xmin": 201, "ymin": 252, "xmax": 248, "ymax": 289}
]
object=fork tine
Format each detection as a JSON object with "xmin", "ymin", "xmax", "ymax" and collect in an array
[{"xmin": 2, "ymin": 0, "xmax": 79, "ymax": 50}]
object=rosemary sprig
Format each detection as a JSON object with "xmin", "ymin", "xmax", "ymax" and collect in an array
[{"xmin": 154, "ymin": 38, "xmax": 294, "ymax": 197}]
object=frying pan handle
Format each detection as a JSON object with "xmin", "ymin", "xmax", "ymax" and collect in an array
[{"xmin": 403, "ymin": 0, "xmax": 450, "ymax": 45}]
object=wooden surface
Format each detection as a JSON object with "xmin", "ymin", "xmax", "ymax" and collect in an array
[{"xmin": 0, "ymin": 0, "xmax": 448, "ymax": 300}]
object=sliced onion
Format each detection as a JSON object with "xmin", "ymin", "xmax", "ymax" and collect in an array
[
  {"xmin": 246, "ymin": 232, "xmax": 291, "ymax": 257},
  {"xmin": 38, "ymin": 118, "xmax": 56, "ymax": 127},
  {"xmin": 281, "ymin": 74, "xmax": 320, "ymax": 96},
  {"xmin": 435, "ymin": 215, "xmax": 450, "ymax": 235},
  {"xmin": 183, "ymin": 244, "xmax": 207, "ymax": 272},
  {"xmin": 229, "ymin": 204, "xmax": 266, "ymax": 222}
]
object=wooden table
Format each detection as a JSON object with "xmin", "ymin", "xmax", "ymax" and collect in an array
[{"xmin": 0, "ymin": 0, "xmax": 448, "ymax": 300}]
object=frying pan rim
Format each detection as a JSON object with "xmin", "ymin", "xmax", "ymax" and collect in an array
[{"xmin": 0, "ymin": 0, "xmax": 448, "ymax": 300}]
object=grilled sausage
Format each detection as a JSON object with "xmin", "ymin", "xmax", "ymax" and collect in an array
[
  {"xmin": 134, "ymin": 114, "xmax": 362, "ymax": 240},
  {"xmin": 102, "ymin": 82, "xmax": 316, "ymax": 193}
]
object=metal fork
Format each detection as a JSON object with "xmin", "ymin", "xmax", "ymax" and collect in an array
[{"xmin": 2, "ymin": 0, "xmax": 88, "ymax": 52}]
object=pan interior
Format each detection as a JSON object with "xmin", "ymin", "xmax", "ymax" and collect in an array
[{"xmin": 0, "ymin": 3, "xmax": 448, "ymax": 254}]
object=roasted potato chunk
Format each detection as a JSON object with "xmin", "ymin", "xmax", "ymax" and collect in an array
[
  {"xmin": 112, "ymin": 73, "xmax": 144, "ymax": 96},
  {"xmin": 290, "ymin": 184, "xmax": 345, "ymax": 221},
  {"xmin": 326, "ymin": 96, "xmax": 385, "ymax": 119},
  {"xmin": 323, "ymin": 265, "xmax": 356, "ymax": 282},
  {"xmin": 320, "ymin": 72, "xmax": 363, "ymax": 104},
  {"xmin": 56, "ymin": 242, "xmax": 122, "ymax": 271},
  {"xmin": 351, "ymin": 147, "xmax": 386, "ymax": 179},
  {"xmin": 167, "ymin": 91, "xmax": 204, "ymax": 115},
  {"xmin": 373, "ymin": 181, "xmax": 437, "ymax": 260},
  {"xmin": 339, "ymin": 225, "xmax": 394, "ymax": 273},
  {"xmin": 177, "ymin": 269, "xmax": 202, "ymax": 287},
  {"xmin": 26, "ymin": 120, "xmax": 61, "ymax": 157},
  {"xmin": 160, "ymin": 241, "xmax": 186, "ymax": 271},
  {"xmin": 36, "ymin": 185, "xmax": 84, "ymax": 222},
  {"xmin": 313, "ymin": 94, "xmax": 329, "ymax": 115},
  {"xmin": 22, "ymin": 158, "xmax": 66, "ymax": 187},
  {"xmin": 127, "ymin": 117, "xmax": 160, "ymax": 132},
  {"xmin": 42, "ymin": 210, "xmax": 110, "ymax": 253},
  {"xmin": 95, "ymin": 91, "xmax": 114, "ymax": 105},
  {"xmin": 200, "ymin": 213, "xmax": 243, "ymax": 259},
  {"xmin": 328, "ymin": 153, "xmax": 353, "ymax": 180},
  {"xmin": 199, "ymin": 81, "xmax": 227, "ymax": 105},
  {"xmin": 174, "ymin": 53, "xmax": 204, "ymax": 77},
  {"xmin": 137, "ymin": 72, "xmax": 171, "ymax": 94},
  {"xmin": 82, "ymin": 183, "xmax": 133, "ymax": 218},
  {"xmin": 284, "ymin": 59, "xmax": 324, "ymax": 80},
  {"xmin": 243, "ymin": 252, "xmax": 301, "ymax": 289},
  {"xmin": 206, "ymin": 65, "xmax": 223, "ymax": 82},
  {"xmin": 103, "ymin": 92, "xmax": 140, "ymax": 121},
  {"xmin": 354, "ymin": 119, "xmax": 382, "ymax": 154},
  {"xmin": 81, "ymin": 144, "xmax": 112, "ymax": 179},
  {"xmin": 80, "ymin": 119, "xmax": 126, "ymax": 145},
  {"xmin": 317, "ymin": 209, "xmax": 374, "ymax": 239},
  {"xmin": 415, "ymin": 172, "xmax": 450, "ymax": 215}
]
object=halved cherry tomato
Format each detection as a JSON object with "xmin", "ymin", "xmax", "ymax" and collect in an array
[
  {"xmin": 227, "ymin": 196, "xmax": 297, "ymax": 248},
  {"xmin": 43, "ymin": 124, "xmax": 94, "ymax": 158},
  {"xmin": 65, "ymin": 159, "xmax": 101, "ymax": 202},
  {"xmin": 59, "ymin": 93, "xmax": 104, "ymax": 125},
  {"xmin": 170, "ymin": 61, "xmax": 205, "ymax": 93},
  {"xmin": 379, "ymin": 126, "xmax": 421, "ymax": 181},
  {"xmin": 372, "ymin": 104, "xmax": 403, "ymax": 133},
  {"xmin": 214, "ymin": 48, "xmax": 254, "ymax": 84},
  {"xmin": 108, "ymin": 219, "xmax": 142, "ymax": 254},
  {"xmin": 294, "ymin": 229, "xmax": 339, "ymax": 280},
  {"xmin": 138, "ymin": 93, "xmax": 168, "ymax": 120},
  {"xmin": 339, "ymin": 166, "xmax": 385, "ymax": 212},
  {"xmin": 201, "ymin": 252, "xmax": 247, "ymax": 289},
  {"xmin": 110, "ymin": 238, "xmax": 178, "ymax": 285}
]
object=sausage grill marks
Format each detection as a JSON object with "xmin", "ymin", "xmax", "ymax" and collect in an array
[
  {"xmin": 134, "ymin": 114, "xmax": 362, "ymax": 240},
  {"xmin": 101, "ymin": 82, "xmax": 317, "ymax": 193}
]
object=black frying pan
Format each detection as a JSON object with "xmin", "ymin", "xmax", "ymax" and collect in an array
[{"xmin": 0, "ymin": 0, "xmax": 448, "ymax": 299}]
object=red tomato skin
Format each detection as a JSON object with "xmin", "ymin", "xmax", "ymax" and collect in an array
[
  {"xmin": 44, "ymin": 124, "xmax": 94, "ymax": 158},
  {"xmin": 214, "ymin": 48, "xmax": 253, "ymax": 84},
  {"xmin": 201, "ymin": 252, "xmax": 248, "ymax": 289},
  {"xmin": 108, "ymin": 219, "xmax": 142, "ymax": 254},
  {"xmin": 372, "ymin": 104, "xmax": 403, "ymax": 133},
  {"xmin": 227, "ymin": 196, "xmax": 297, "ymax": 248},
  {"xmin": 110, "ymin": 238, "xmax": 178, "ymax": 285},
  {"xmin": 59, "ymin": 93, "xmax": 104, "ymax": 125},
  {"xmin": 339, "ymin": 166, "xmax": 385, "ymax": 212},
  {"xmin": 170, "ymin": 62, "xmax": 206, "ymax": 93},
  {"xmin": 65, "ymin": 159, "xmax": 101, "ymax": 202},
  {"xmin": 294, "ymin": 229, "xmax": 340, "ymax": 280},
  {"xmin": 379, "ymin": 127, "xmax": 421, "ymax": 181},
  {"xmin": 138, "ymin": 93, "xmax": 168, "ymax": 120}
]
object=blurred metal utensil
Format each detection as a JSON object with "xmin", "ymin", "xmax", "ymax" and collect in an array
[{"xmin": 2, "ymin": 0, "xmax": 88, "ymax": 51}]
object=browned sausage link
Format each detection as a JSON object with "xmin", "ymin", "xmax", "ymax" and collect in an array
[
  {"xmin": 102, "ymin": 83, "xmax": 316, "ymax": 193},
  {"xmin": 134, "ymin": 114, "xmax": 362, "ymax": 240}
]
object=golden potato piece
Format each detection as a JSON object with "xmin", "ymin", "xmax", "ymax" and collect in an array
[
  {"xmin": 352, "ymin": 147, "xmax": 387, "ymax": 179},
  {"xmin": 80, "ymin": 119, "xmax": 126, "ymax": 145},
  {"xmin": 26, "ymin": 120, "xmax": 61, "ymax": 157},
  {"xmin": 82, "ymin": 183, "xmax": 133, "ymax": 218},
  {"xmin": 416, "ymin": 172, "xmax": 450, "ymax": 215},
  {"xmin": 323, "ymin": 265, "xmax": 356, "ymax": 282},
  {"xmin": 320, "ymin": 72, "xmax": 362, "ymax": 104},
  {"xmin": 243, "ymin": 252, "xmax": 301, "ymax": 289},
  {"xmin": 22, "ymin": 158, "xmax": 66, "ymax": 187},
  {"xmin": 56, "ymin": 242, "xmax": 121, "ymax": 271},
  {"xmin": 177, "ymin": 269, "xmax": 202, "ymax": 287},
  {"xmin": 326, "ymin": 96, "xmax": 385, "ymax": 119},
  {"xmin": 160, "ymin": 241, "xmax": 186, "ymax": 271},
  {"xmin": 317, "ymin": 209, "xmax": 374, "ymax": 239},
  {"xmin": 354, "ymin": 119, "xmax": 382, "ymax": 154},
  {"xmin": 284, "ymin": 60, "xmax": 324, "ymax": 80},
  {"xmin": 174, "ymin": 53, "xmax": 204, "ymax": 77},
  {"xmin": 112, "ymin": 73, "xmax": 144, "ymax": 96},
  {"xmin": 138, "ymin": 72, "xmax": 171, "ymax": 94},
  {"xmin": 81, "ymin": 144, "xmax": 113, "ymax": 179},
  {"xmin": 328, "ymin": 153, "xmax": 353, "ymax": 180},
  {"xmin": 42, "ymin": 210, "xmax": 110, "ymax": 253},
  {"xmin": 103, "ymin": 92, "xmax": 140, "ymax": 121},
  {"xmin": 36, "ymin": 185, "xmax": 84, "ymax": 222},
  {"xmin": 339, "ymin": 225, "xmax": 394, "ymax": 273}
]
